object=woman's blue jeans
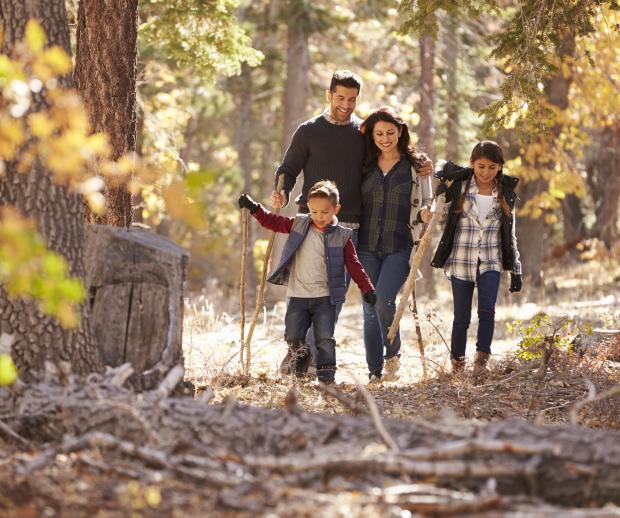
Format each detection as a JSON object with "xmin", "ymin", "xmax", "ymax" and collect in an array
[
  {"xmin": 358, "ymin": 248, "xmax": 411, "ymax": 376},
  {"xmin": 450, "ymin": 270, "xmax": 501, "ymax": 359}
]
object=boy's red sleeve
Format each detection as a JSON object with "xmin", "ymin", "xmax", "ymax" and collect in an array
[
  {"xmin": 252, "ymin": 205, "xmax": 294, "ymax": 233},
  {"xmin": 344, "ymin": 239, "xmax": 374, "ymax": 294}
]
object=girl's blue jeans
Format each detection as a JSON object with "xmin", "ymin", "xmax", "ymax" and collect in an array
[
  {"xmin": 358, "ymin": 248, "xmax": 411, "ymax": 376},
  {"xmin": 450, "ymin": 270, "xmax": 501, "ymax": 359}
]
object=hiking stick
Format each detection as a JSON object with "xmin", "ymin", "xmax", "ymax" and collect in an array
[
  {"xmin": 411, "ymin": 286, "xmax": 428, "ymax": 380},
  {"xmin": 239, "ymin": 207, "xmax": 249, "ymax": 368},
  {"xmin": 387, "ymin": 191, "xmax": 447, "ymax": 343},
  {"xmin": 244, "ymin": 175, "xmax": 285, "ymax": 375}
]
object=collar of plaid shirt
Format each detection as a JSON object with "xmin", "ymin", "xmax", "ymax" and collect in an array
[{"xmin": 322, "ymin": 108, "xmax": 353, "ymax": 126}]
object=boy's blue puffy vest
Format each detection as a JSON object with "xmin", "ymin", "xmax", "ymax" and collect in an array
[{"xmin": 267, "ymin": 214, "xmax": 352, "ymax": 305}]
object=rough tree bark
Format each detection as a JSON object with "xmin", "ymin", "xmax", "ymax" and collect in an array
[
  {"xmin": 417, "ymin": 32, "xmax": 437, "ymax": 297},
  {"xmin": 74, "ymin": 0, "xmax": 137, "ymax": 227},
  {"xmin": 443, "ymin": 15, "xmax": 460, "ymax": 160},
  {"xmin": 588, "ymin": 128, "xmax": 620, "ymax": 248},
  {"xmin": 0, "ymin": 0, "xmax": 103, "ymax": 379}
]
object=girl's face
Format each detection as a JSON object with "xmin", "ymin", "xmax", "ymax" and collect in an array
[
  {"xmin": 471, "ymin": 157, "xmax": 501, "ymax": 189},
  {"xmin": 372, "ymin": 121, "xmax": 401, "ymax": 156}
]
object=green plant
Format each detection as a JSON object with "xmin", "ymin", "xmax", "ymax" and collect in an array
[{"xmin": 507, "ymin": 314, "xmax": 589, "ymax": 361}]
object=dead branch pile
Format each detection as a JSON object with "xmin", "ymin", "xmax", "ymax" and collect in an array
[{"xmin": 0, "ymin": 363, "xmax": 619, "ymax": 516}]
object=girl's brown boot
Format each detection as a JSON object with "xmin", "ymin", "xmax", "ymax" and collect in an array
[{"xmin": 473, "ymin": 351, "xmax": 490, "ymax": 377}]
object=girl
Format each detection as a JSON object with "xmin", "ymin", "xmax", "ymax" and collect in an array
[
  {"xmin": 431, "ymin": 140, "xmax": 522, "ymax": 376},
  {"xmin": 358, "ymin": 107, "xmax": 433, "ymax": 383}
]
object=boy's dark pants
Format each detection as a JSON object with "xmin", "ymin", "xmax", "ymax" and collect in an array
[{"xmin": 284, "ymin": 296, "xmax": 337, "ymax": 383}]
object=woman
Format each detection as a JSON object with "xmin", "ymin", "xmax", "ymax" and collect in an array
[{"xmin": 358, "ymin": 107, "xmax": 433, "ymax": 383}]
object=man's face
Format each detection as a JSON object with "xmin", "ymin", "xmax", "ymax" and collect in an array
[{"xmin": 327, "ymin": 85, "xmax": 359, "ymax": 122}]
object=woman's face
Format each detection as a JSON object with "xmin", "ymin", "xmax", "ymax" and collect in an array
[{"xmin": 372, "ymin": 121, "xmax": 401, "ymax": 156}]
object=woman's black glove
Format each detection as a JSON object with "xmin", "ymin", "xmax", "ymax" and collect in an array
[
  {"xmin": 509, "ymin": 273, "xmax": 522, "ymax": 293},
  {"xmin": 363, "ymin": 290, "xmax": 377, "ymax": 306},
  {"xmin": 238, "ymin": 193, "xmax": 259, "ymax": 213}
]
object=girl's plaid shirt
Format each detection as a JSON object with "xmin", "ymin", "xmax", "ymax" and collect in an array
[{"xmin": 444, "ymin": 180, "xmax": 522, "ymax": 282}]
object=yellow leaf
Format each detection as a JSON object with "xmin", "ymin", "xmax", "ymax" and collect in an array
[
  {"xmin": 0, "ymin": 354, "xmax": 18, "ymax": 386},
  {"xmin": 42, "ymin": 46, "xmax": 72, "ymax": 75},
  {"xmin": 84, "ymin": 133, "xmax": 110, "ymax": 158},
  {"xmin": 85, "ymin": 191, "xmax": 106, "ymax": 214},
  {"xmin": 25, "ymin": 20, "xmax": 46, "ymax": 53},
  {"xmin": 29, "ymin": 112, "xmax": 56, "ymax": 138},
  {"xmin": 145, "ymin": 487, "xmax": 162, "ymax": 507}
]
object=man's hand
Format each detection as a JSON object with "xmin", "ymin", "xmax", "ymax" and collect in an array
[
  {"xmin": 415, "ymin": 156, "xmax": 433, "ymax": 177},
  {"xmin": 509, "ymin": 273, "xmax": 522, "ymax": 293},
  {"xmin": 238, "ymin": 193, "xmax": 259, "ymax": 213},
  {"xmin": 270, "ymin": 190, "xmax": 287, "ymax": 209},
  {"xmin": 363, "ymin": 290, "xmax": 377, "ymax": 306}
]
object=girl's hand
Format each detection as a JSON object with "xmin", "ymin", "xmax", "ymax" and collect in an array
[
  {"xmin": 415, "ymin": 156, "xmax": 433, "ymax": 177},
  {"xmin": 420, "ymin": 208, "xmax": 432, "ymax": 224}
]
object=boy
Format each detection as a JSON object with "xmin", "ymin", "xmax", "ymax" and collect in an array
[{"xmin": 238, "ymin": 180, "xmax": 376, "ymax": 384}]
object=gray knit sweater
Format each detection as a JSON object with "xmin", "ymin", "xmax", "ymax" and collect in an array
[{"xmin": 275, "ymin": 114, "xmax": 365, "ymax": 223}]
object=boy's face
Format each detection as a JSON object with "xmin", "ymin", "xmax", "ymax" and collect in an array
[{"xmin": 308, "ymin": 197, "xmax": 340, "ymax": 229}]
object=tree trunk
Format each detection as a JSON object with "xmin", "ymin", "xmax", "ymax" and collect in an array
[
  {"xmin": 519, "ymin": 32, "xmax": 575, "ymax": 286},
  {"xmin": 0, "ymin": 0, "xmax": 103, "ymax": 379},
  {"xmin": 560, "ymin": 194, "xmax": 584, "ymax": 254},
  {"xmin": 443, "ymin": 15, "xmax": 459, "ymax": 160},
  {"xmin": 590, "ymin": 128, "xmax": 620, "ymax": 247},
  {"xmin": 417, "ymin": 33, "xmax": 436, "ymax": 298},
  {"xmin": 235, "ymin": 63, "xmax": 258, "ymax": 298},
  {"xmin": 74, "ymin": 0, "xmax": 137, "ymax": 227},
  {"xmin": 282, "ymin": 0, "xmax": 310, "ymax": 147},
  {"xmin": 269, "ymin": 0, "xmax": 310, "ymax": 304}
]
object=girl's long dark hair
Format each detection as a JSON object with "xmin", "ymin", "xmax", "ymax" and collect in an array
[
  {"xmin": 360, "ymin": 106, "xmax": 424, "ymax": 174},
  {"xmin": 455, "ymin": 140, "xmax": 511, "ymax": 216}
]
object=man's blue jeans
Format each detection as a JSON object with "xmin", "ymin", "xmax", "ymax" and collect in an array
[
  {"xmin": 358, "ymin": 248, "xmax": 411, "ymax": 376},
  {"xmin": 450, "ymin": 270, "xmax": 501, "ymax": 359},
  {"xmin": 305, "ymin": 229, "xmax": 359, "ymax": 361},
  {"xmin": 285, "ymin": 296, "xmax": 337, "ymax": 381}
]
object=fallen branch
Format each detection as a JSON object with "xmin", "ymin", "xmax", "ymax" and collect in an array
[
  {"xmin": 355, "ymin": 378, "xmax": 399, "ymax": 451},
  {"xmin": 569, "ymin": 382, "xmax": 620, "ymax": 425}
]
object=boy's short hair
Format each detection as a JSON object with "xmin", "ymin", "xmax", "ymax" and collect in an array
[
  {"xmin": 308, "ymin": 180, "xmax": 340, "ymax": 207},
  {"xmin": 329, "ymin": 70, "xmax": 362, "ymax": 94}
]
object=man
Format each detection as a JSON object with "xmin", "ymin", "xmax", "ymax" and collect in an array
[{"xmin": 271, "ymin": 70, "xmax": 431, "ymax": 374}]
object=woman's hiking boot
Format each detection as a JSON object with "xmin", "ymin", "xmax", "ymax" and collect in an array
[
  {"xmin": 383, "ymin": 356, "xmax": 400, "ymax": 382},
  {"xmin": 367, "ymin": 372, "xmax": 382, "ymax": 386}
]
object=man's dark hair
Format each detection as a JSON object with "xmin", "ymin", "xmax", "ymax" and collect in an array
[{"xmin": 329, "ymin": 70, "xmax": 362, "ymax": 94}]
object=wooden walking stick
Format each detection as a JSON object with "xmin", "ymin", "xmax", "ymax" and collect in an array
[
  {"xmin": 239, "ymin": 207, "xmax": 249, "ymax": 369},
  {"xmin": 387, "ymin": 189, "xmax": 448, "ymax": 344},
  {"xmin": 244, "ymin": 175, "xmax": 285, "ymax": 375},
  {"xmin": 410, "ymin": 286, "xmax": 428, "ymax": 380}
]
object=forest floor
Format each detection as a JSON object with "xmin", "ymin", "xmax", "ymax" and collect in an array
[
  {"xmin": 185, "ymin": 255, "xmax": 620, "ymax": 429},
  {"xmin": 1, "ymin": 255, "xmax": 619, "ymax": 517}
]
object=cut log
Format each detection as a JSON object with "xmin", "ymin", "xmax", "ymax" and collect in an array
[
  {"xmin": 83, "ymin": 225, "xmax": 189, "ymax": 389},
  {"xmin": 2, "ymin": 371, "xmax": 619, "ymax": 507}
]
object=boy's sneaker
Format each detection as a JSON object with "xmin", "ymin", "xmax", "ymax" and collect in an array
[
  {"xmin": 278, "ymin": 349, "xmax": 293, "ymax": 375},
  {"xmin": 383, "ymin": 356, "xmax": 400, "ymax": 382}
]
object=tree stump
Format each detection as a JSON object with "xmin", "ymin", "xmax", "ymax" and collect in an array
[{"xmin": 83, "ymin": 225, "xmax": 189, "ymax": 389}]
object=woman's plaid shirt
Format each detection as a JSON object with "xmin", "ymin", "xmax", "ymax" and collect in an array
[{"xmin": 444, "ymin": 179, "xmax": 522, "ymax": 282}]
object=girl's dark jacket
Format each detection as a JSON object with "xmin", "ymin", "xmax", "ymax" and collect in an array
[{"xmin": 430, "ymin": 161, "xmax": 520, "ymax": 271}]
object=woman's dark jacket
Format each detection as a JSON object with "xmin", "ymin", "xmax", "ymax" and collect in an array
[{"xmin": 430, "ymin": 161, "xmax": 520, "ymax": 271}]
